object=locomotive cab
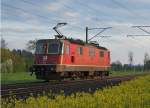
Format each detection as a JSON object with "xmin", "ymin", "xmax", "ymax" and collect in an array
[
  {"xmin": 35, "ymin": 39, "xmax": 63, "ymax": 64},
  {"xmin": 31, "ymin": 39, "xmax": 63, "ymax": 80}
]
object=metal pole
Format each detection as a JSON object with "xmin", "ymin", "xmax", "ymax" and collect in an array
[{"xmin": 86, "ymin": 27, "xmax": 88, "ymax": 43}]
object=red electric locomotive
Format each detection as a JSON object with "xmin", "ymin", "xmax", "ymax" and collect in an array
[{"xmin": 30, "ymin": 23, "xmax": 111, "ymax": 80}]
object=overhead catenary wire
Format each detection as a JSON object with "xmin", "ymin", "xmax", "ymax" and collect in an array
[
  {"xmin": 87, "ymin": 27, "xmax": 112, "ymax": 42},
  {"xmin": 127, "ymin": 26, "xmax": 150, "ymax": 37},
  {"xmin": 132, "ymin": 26, "xmax": 150, "ymax": 34}
]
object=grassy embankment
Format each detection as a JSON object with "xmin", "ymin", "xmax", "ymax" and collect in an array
[{"xmin": 2, "ymin": 74, "xmax": 150, "ymax": 108}]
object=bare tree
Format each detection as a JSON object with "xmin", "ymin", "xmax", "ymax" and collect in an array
[
  {"xmin": 1, "ymin": 37, "xmax": 8, "ymax": 48},
  {"xmin": 26, "ymin": 40, "xmax": 36, "ymax": 52},
  {"xmin": 144, "ymin": 53, "xmax": 150, "ymax": 64},
  {"xmin": 144, "ymin": 53, "xmax": 150, "ymax": 71},
  {"xmin": 128, "ymin": 51, "xmax": 133, "ymax": 66}
]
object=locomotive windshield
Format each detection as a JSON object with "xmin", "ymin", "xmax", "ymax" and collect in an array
[
  {"xmin": 35, "ymin": 40, "xmax": 62, "ymax": 54},
  {"xmin": 48, "ymin": 43, "xmax": 59, "ymax": 54},
  {"xmin": 36, "ymin": 42, "xmax": 46, "ymax": 54}
]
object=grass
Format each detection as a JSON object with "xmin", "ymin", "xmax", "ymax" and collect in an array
[
  {"xmin": 1, "ymin": 72, "xmax": 38, "ymax": 84},
  {"xmin": 2, "ymin": 74, "xmax": 150, "ymax": 108},
  {"xmin": 110, "ymin": 70, "xmax": 150, "ymax": 76}
]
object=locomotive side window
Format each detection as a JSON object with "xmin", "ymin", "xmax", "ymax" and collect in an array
[
  {"xmin": 36, "ymin": 42, "xmax": 46, "ymax": 54},
  {"xmin": 99, "ymin": 51, "xmax": 104, "ymax": 58},
  {"xmin": 66, "ymin": 45, "xmax": 70, "ymax": 55},
  {"xmin": 77, "ymin": 47, "xmax": 83, "ymax": 55},
  {"xmin": 48, "ymin": 43, "xmax": 59, "ymax": 54},
  {"xmin": 89, "ymin": 47, "xmax": 95, "ymax": 56}
]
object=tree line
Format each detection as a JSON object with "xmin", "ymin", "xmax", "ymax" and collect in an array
[
  {"xmin": 1, "ymin": 38, "xmax": 34, "ymax": 73},
  {"xmin": 111, "ymin": 52, "xmax": 150, "ymax": 72},
  {"xmin": 1, "ymin": 48, "xmax": 34, "ymax": 73}
]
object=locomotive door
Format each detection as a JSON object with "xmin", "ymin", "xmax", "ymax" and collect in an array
[
  {"xmin": 65, "ymin": 44, "xmax": 74, "ymax": 64},
  {"xmin": 70, "ymin": 45, "xmax": 75, "ymax": 64},
  {"xmin": 71, "ymin": 55, "xmax": 75, "ymax": 63},
  {"xmin": 65, "ymin": 43, "xmax": 75, "ymax": 64}
]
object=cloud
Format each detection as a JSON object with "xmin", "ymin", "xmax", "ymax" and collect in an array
[
  {"xmin": 85, "ymin": 17, "xmax": 91, "ymax": 22},
  {"xmin": 130, "ymin": 0, "xmax": 150, "ymax": 3},
  {"xmin": 1, "ymin": 27, "xmax": 46, "ymax": 34},
  {"xmin": 63, "ymin": 11, "xmax": 79, "ymax": 18},
  {"xmin": 47, "ymin": 2, "xmax": 61, "ymax": 12},
  {"xmin": 46, "ymin": 0, "xmax": 70, "ymax": 12},
  {"xmin": 105, "ymin": 21, "xmax": 133, "ymax": 27},
  {"xmin": 1, "ymin": 21, "xmax": 48, "ymax": 34}
]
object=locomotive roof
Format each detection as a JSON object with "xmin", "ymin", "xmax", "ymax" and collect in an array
[
  {"xmin": 64, "ymin": 38, "xmax": 108, "ymax": 50},
  {"xmin": 37, "ymin": 39, "xmax": 108, "ymax": 50}
]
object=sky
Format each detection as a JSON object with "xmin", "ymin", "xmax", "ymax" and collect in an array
[{"xmin": 1, "ymin": 0, "xmax": 150, "ymax": 64}]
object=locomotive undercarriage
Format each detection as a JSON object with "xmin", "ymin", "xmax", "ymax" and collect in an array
[{"xmin": 30, "ymin": 64, "xmax": 110, "ymax": 81}]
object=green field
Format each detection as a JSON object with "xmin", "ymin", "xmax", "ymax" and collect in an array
[
  {"xmin": 2, "ymin": 74, "xmax": 150, "ymax": 108},
  {"xmin": 1, "ymin": 71, "xmax": 150, "ymax": 84},
  {"xmin": 110, "ymin": 70, "xmax": 150, "ymax": 76},
  {"xmin": 1, "ymin": 72, "xmax": 38, "ymax": 84}
]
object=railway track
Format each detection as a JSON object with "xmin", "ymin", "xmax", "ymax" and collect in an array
[{"xmin": 1, "ymin": 73, "xmax": 149, "ymax": 99}]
